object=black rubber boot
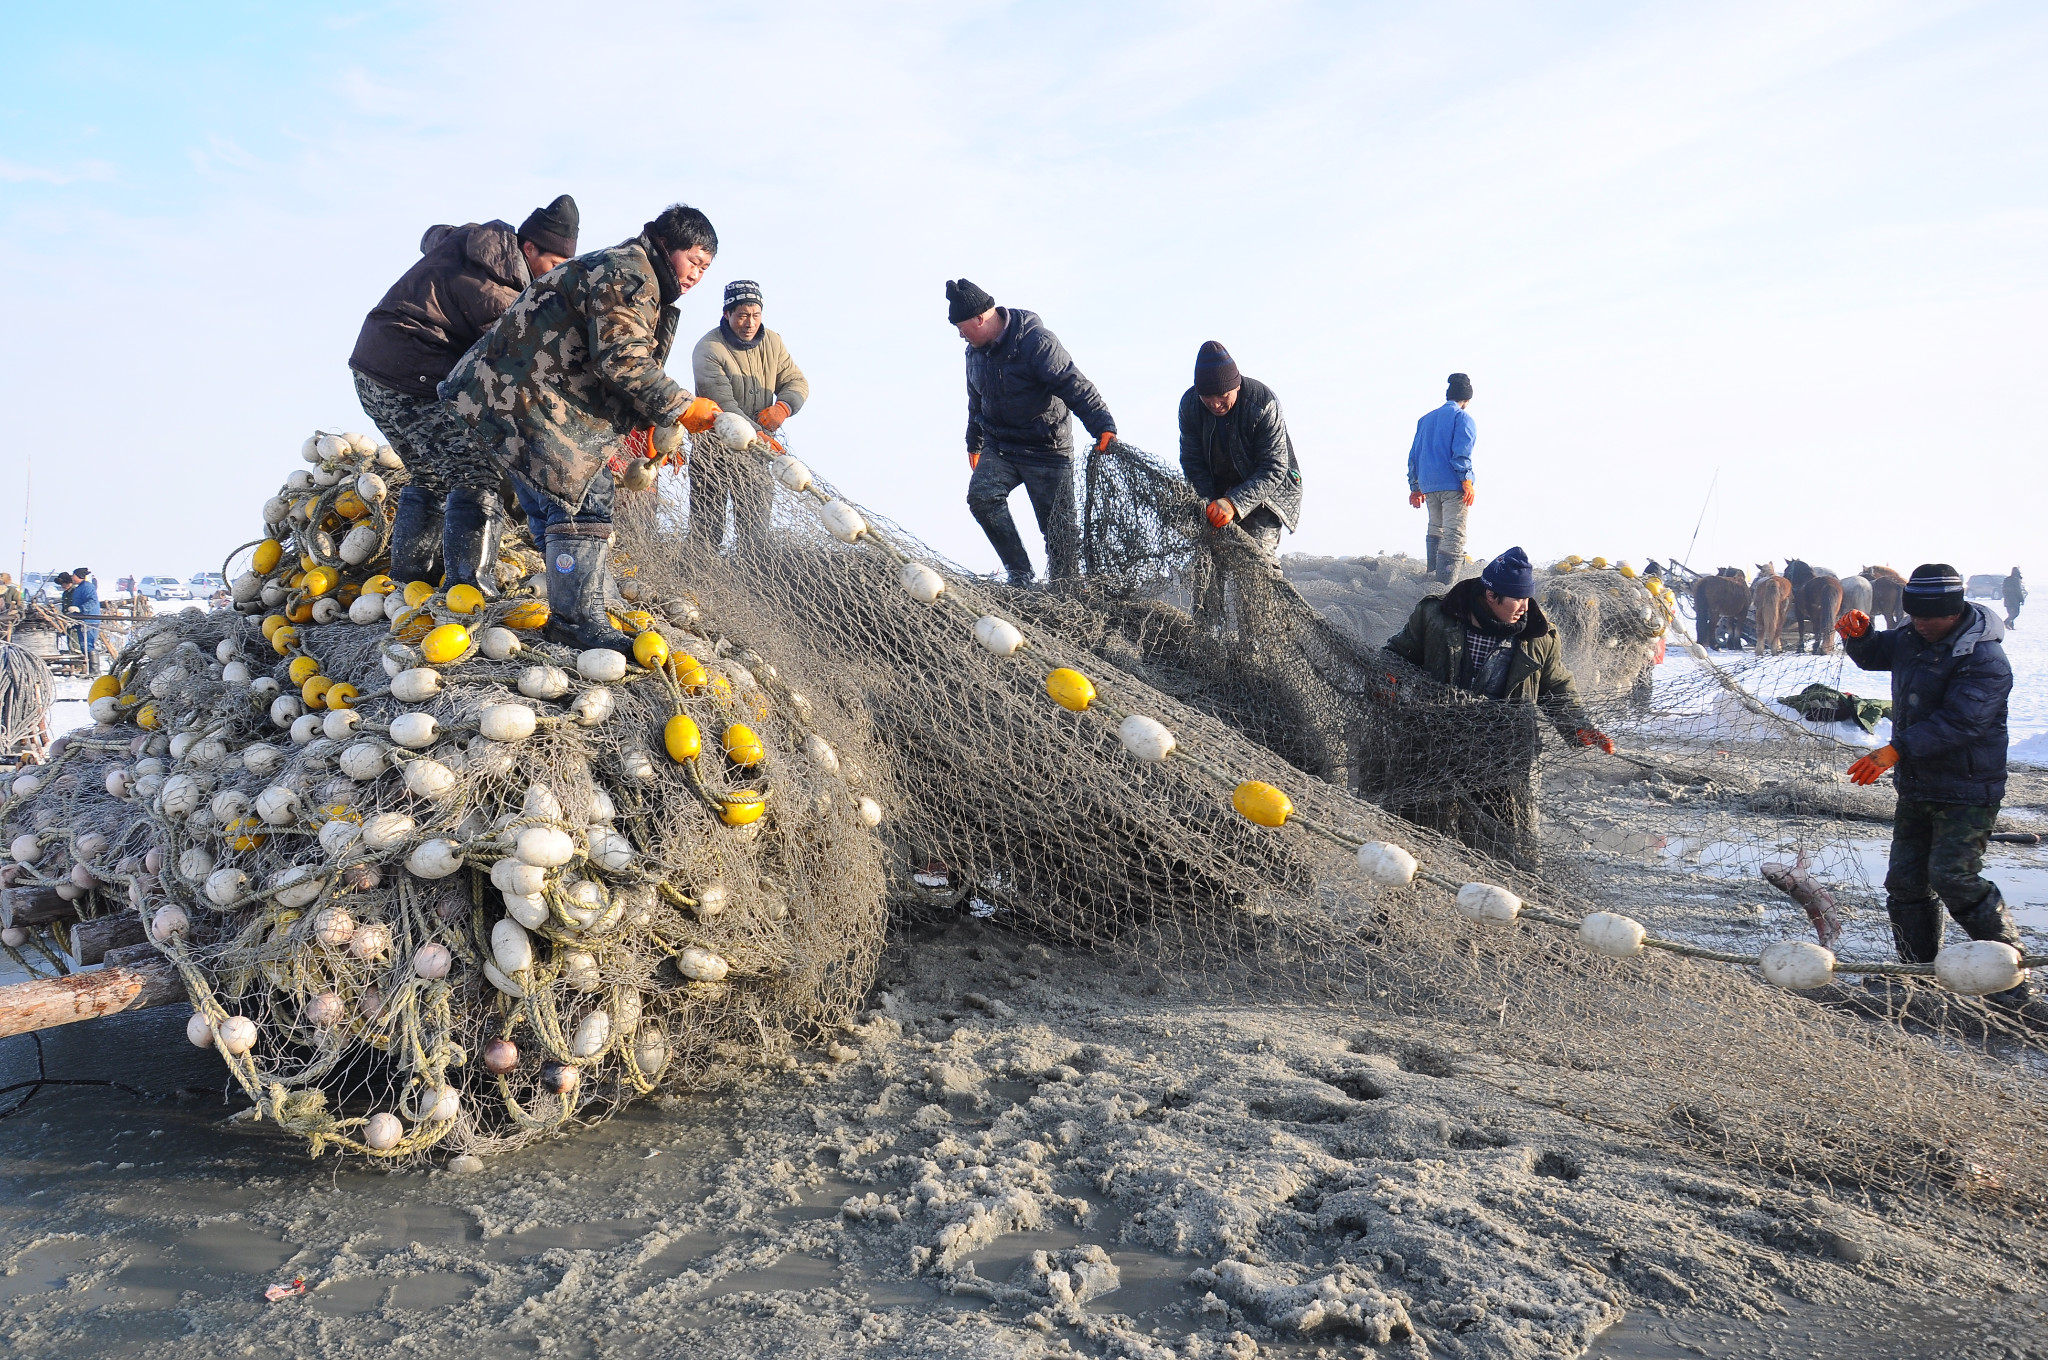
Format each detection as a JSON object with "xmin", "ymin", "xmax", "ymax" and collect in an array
[
  {"xmin": 1886, "ymin": 897, "xmax": 1943, "ymax": 964},
  {"xmin": 441, "ymin": 486, "xmax": 501, "ymax": 597},
  {"xmin": 388, "ymin": 483, "xmax": 444, "ymax": 587},
  {"xmin": 541, "ymin": 530, "xmax": 633, "ymax": 657},
  {"xmin": 1953, "ymin": 890, "xmax": 2033, "ymax": 1005},
  {"xmin": 1425, "ymin": 535, "xmax": 1441, "ymax": 575}
]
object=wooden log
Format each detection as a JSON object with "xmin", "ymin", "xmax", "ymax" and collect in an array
[
  {"xmin": 68, "ymin": 914, "xmax": 146, "ymax": 965},
  {"xmin": 0, "ymin": 950, "xmax": 184, "ymax": 1039},
  {"xmin": 2, "ymin": 885, "xmax": 74, "ymax": 928}
]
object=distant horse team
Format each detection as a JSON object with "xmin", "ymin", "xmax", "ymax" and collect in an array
[{"xmin": 1692, "ymin": 560, "xmax": 1896, "ymax": 654}]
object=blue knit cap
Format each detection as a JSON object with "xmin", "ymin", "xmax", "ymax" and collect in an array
[{"xmin": 1480, "ymin": 546, "xmax": 1536, "ymax": 598}]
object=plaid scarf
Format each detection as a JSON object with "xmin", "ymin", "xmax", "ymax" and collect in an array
[{"xmin": 1459, "ymin": 628, "xmax": 1514, "ymax": 697}]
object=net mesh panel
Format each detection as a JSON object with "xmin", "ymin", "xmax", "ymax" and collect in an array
[{"xmin": 1, "ymin": 433, "xmax": 2041, "ymax": 1216}]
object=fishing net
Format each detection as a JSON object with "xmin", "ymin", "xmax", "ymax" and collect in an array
[
  {"xmin": 0, "ymin": 643, "xmax": 55, "ymax": 764},
  {"xmin": 1, "ymin": 428, "xmax": 2041, "ymax": 1218}
]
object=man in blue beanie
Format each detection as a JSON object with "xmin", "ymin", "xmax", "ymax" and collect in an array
[{"xmin": 1407, "ymin": 373, "xmax": 1477, "ymax": 582}]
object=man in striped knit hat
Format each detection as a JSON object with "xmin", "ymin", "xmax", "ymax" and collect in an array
[{"xmin": 1839, "ymin": 563, "xmax": 2023, "ymax": 1000}]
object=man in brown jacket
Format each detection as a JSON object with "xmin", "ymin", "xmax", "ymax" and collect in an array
[
  {"xmin": 349, "ymin": 194, "xmax": 579, "ymax": 588},
  {"xmin": 687, "ymin": 280, "xmax": 809, "ymax": 551}
]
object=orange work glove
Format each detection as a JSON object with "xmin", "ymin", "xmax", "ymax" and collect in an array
[
  {"xmin": 1575, "ymin": 728, "xmax": 1615, "ymax": 755},
  {"xmin": 1408, "ymin": 490, "xmax": 1425, "ymax": 509},
  {"xmin": 679, "ymin": 397, "xmax": 721, "ymax": 434},
  {"xmin": 1846, "ymin": 745, "xmax": 1900, "ymax": 786},
  {"xmin": 968, "ymin": 450, "xmax": 981, "ymax": 471},
  {"xmin": 1461, "ymin": 479, "xmax": 1475, "ymax": 508},
  {"xmin": 1835, "ymin": 610, "xmax": 1871, "ymax": 640},
  {"xmin": 1205, "ymin": 498, "xmax": 1237, "ymax": 529},
  {"xmin": 757, "ymin": 401, "xmax": 791, "ymax": 431},
  {"xmin": 1094, "ymin": 430, "xmax": 1117, "ymax": 454}
]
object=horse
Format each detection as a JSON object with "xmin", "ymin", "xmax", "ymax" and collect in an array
[
  {"xmin": 1785, "ymin": 558, "xmax": 1843, "ymax": 654},
  {"xmin": 1751, "ymin": 562, "xmax": 1792, "ymax": 655},
  {"xmin": 1839, "ymin": 574, "xmax": 1873, "ymax": 618},
  {"xmin": 1864, "ymin": 566, "xmax": 1906, "ymax": 628},
  {"xmin": 1694, "ymin": 572, "xmax": 1751, "ymax": 650}
]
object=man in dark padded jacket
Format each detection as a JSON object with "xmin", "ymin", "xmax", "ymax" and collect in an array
[
  {"xmin": 948, "ymin": 278, "xmax": 1117, "ymax": 587},
  {"xmin": 1177, "ymin": 341, "xmax": 1303, "ymax": 623},
  {"xmin": 1839, "ymin": 563, "xmax": 2023, "ymax": 999},
  {"xmin": 349, "ymin": 194, "xmax": 579, "ymax": 589}
]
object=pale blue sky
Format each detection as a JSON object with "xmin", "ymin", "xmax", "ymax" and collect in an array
[{"xmin": 4, "ymin": 1, "xmax": 2044, "ymax": 583}]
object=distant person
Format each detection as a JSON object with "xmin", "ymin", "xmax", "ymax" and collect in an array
[
  {"xmin": 66, "ymin": 567, "xmax": 100, "ymax": 671},
  {"xmin": 688, "ymin": 279, "xmax": 810, "ymax": 551},
  {"xmin": 2004, "ymin": 567, "xmax": 2025, "ymax": 628},
  {"xmin": 948, "ymin": 278, "xmax": 1117, "ymax": 588},
  {"xmin": 0, "ymin": 573, "xmax": 21, "ymax": 628},
  {"xmin": 350, "ymin": 194, "xmax": 581, "ymax": 589},
  {"xmin": 444, "ymin": 203, "xmax": 724, "ymax": 656},
  {"xmin": 1406, "ymin": 373, "xmax": 1477, "ymax": 583},
  {"xmin": 1837, "ymin": 565, "xmax": 2022, "ymax": 1001}
]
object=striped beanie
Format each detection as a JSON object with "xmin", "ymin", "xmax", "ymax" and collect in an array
[
  {"xmin": 1902, "ymin": 563, "xmax": 1966, "ymax": 617},
  {"xmin": 723, "ymin": 279, "xmax": 763, "ymax": 312},
  {"xmin": 1194, "ymin": 341, "xmax": 1241, "ymax": 396}
]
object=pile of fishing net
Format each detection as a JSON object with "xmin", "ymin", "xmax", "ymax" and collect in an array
[{"xmin": 0, "ymin": 427, "xmax": 885, "ymax": 1159}]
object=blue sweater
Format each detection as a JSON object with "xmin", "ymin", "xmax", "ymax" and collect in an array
[{"xmin": 1407, "ymin": 402, "xmax": 1476, "ymax": 494}]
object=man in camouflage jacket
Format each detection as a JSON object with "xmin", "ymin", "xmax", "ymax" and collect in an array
[{"xmin": 443, "ymin": 204, "xmax": 723, "ymax": 654}]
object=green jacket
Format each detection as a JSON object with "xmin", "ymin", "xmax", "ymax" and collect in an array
[
  {"xmin": 1385, "ymin": 579, "xmax": 1589, "ymax": 739},
  {"xmin": 443, "ymin": 234, "xmax": 691, "ymax": 506}
]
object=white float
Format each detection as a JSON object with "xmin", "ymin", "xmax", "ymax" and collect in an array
[
  {"xmin": 1117, "ymin": 715, "xmax": 1176, "ymax": 763},
  {"xmin": 1578, "ymin": 910, "xmax": 1645, "ymax": 956},
  {"xmin": 676, "ymin": 946, "xmax": 730, "ymax": 982},
  {"xmin": 577, "ymin": 648, "xmax": 627, "ymax": 682},
  {"xmin": 401, "ymin": 758, "xmax": 458, "ymax": 799},
  {"xmin": 479, "ymin": 626, "xmax": 521, "ymax": 661},
  {"xmin": 390, "ymin": 668, "xmax": 442, "ymax": 702},
  {"xmin": 360, "ymin": 811, "xmax": 416, "ymax": 850},
  {"xmin": 406, "ymin": 838, "xmax": 464, "ymax": 879},
  {"xmin": 205, "ymin": 868, "xmax": 248, "ymax": 907},
  {"xmin": 516, "ymin": 825, "xmax": 576, "ymax": 868},
  {"xmin": 1356, "ymin": 842, "xmax": 1418, "ymax": 887},
  {"xmin": 1455, "ymin": 883, "xmax": 1524, "ymax": 924},
  {"xmin": 1933, "ymin": 940, "xmax": 2027, "ymax": 996},
  {"xmin": 519, "ymin": 665, "xmax": 571, "ymax": 699},
  {"xmin": 820, "ymin": 499, "xmax": 868, "ymax": 543},
  {"xmin": 899, "ymin": 561, "xmax": 945, "ymax": 603},
  {"xmin": 1760, "ymin": 939, "xmax": 1836, "ymax": 991},
  {"xmin": 972, "ymin": 615, "xmax": 1025, "ymax": 656},
  {"xmin": 389, "ymin": 712, "xmax": 438, "ymax": 749},
  {"xmin": 572, "ymin": 1009, "xmax": 612, "ymax": 1057},
  {"xmin": 480, "ymin": 704, "xmax": 537, "ymax": 742}
]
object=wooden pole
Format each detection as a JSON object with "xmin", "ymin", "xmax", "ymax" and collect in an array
[
  {"xmin": 2, "ymin": 885, "xmax": 72, "ymax": 928},
  {"xmin": 0, "ymin": 946, "xmax": 184, "ymax": 1039},
  {"xmin": 68, "ymin": 914, "xmax": 145, "ymax": 964}
]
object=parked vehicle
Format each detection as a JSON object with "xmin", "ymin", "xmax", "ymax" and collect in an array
[
  {"xmin": 190, "ymin": 572, "xmax": 226, "ymax": 590},
  {"xmin": 138, "ymin": 576, "xmax": 192, "ymax": 601}
]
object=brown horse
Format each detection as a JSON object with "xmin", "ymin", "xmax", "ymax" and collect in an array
[
  {"xmin": 1751, "ymin": 562, "xmax": 1792, "ymax": 655},
  {"xmin": 1785, "ymin": 559, "xmax": 1844, "ymax": 654},
  {"xmin": 1694, "ymin": 572, "xmax": 1750, "ymax": 650},
  {"xmin": 1864, "ymin": 565, "xmax": 1906, "ymax": 628}
]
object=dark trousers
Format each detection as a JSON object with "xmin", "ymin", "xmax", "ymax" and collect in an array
[
  {"xmin": 967, "ymin": 451, "xmax": 1076, "ymax": 583},
  {"xmin": 688, "ymin": 437, "xmax": 773, "ymax": 553},
  {"xmin": 1885, "ymin": 798, "xmax": 2013, "ymax": 960}
]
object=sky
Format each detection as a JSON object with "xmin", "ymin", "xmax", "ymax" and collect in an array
[{"xmin": 2, "ymin": 0, "xmax": 2044, "ymax": 587}]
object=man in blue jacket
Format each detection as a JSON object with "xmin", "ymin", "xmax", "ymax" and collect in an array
[
  {"xmin": 1838, "ymin": 564, "xmax": 2022, "ymax": 996},
  {"xmin": 948, "ymin": 278, "xmax": 1117, "ymax": 587},
  {"xmin": 65, "ymin": 567, "xmax": 101, "ymax": 674},
  {"xmin": 1407, "ymin": 373, "xmax": 1477, "ymax": 583}
]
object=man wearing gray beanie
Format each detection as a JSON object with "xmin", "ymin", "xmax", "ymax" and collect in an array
[
  {"xmin": 350, "ymin": 194, "xmax": 581, "ymax": 590},
  {"xmin": 1406, "ymin": 373, "xmax": 1477, "ymax": 582}
]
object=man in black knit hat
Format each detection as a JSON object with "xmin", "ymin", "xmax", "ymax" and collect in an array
[
  {"xmin": 350, "ymin": 194, "xmax": 580, "ymax": 591},
  {"xmin": 1176, "ymin": 341, "xmax": 1302, "ymax": 621},
  {"xmin": 947, "ymin": 278, "xmax": 1117, "ymax": 587},
  {"xmin": 1839, "ymin": 564, "xmax": 2024, "ymax": 1000}
]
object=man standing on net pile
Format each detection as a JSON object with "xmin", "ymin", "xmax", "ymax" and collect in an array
[
  {"xmin": 65, "ymin": 567, "xmax": 101, "ymax": 674},
  {"xmin": 1178, "ymin": 341, "xmax": 1302, "ymax": 620},
  {"xmin": 2004, "ymin": 567, "xmax": 2025, "ymax": 628},
  {"xmin": 444, "ymin": 203, "xmax": 725, "ymax": 657},
  {"xmin": 949, "ymin": 278, "xmax": 1117, "ymax": 588},
  {"xmin": 1837, "ymin": 564, "xmax": 2023, "ymax": 1002},
  {"xmin": 349, "ymin": 194, "xmax": 581, "ymax": 591},
  {"xmin": 1407, "ymin": 373, "xmax": 1477, "ymax": 583},
  {"xmin": 688, "ymin": 279, "xmax": 809, "ymax": 552}
]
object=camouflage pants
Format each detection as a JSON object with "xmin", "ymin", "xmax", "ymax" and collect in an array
[
  {"xmin": 351, "ymin": 371, "xmax": 502, "ymax": 501},
  {"xmin": 1886, "ymin": 799, "xmax": 2006, "ymax": 951}
]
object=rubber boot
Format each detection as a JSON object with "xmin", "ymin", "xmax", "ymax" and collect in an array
[
  {"xmin": 541, "ymin": 530, "xmax": 633, "ymax": 657},
  {"xmin": 1886, "ymin": 897, "xmax": 1942, "ymax": 964},
  {"xmin": 1435, "ymin": 555, "xmax": 1458, "ymax": 585},
  {"xmin": 441, "ymin": 486, "xmax": 501, "ymax": 598},
  {"xmin": 1953, "ymin": 889, "xmax": 2033, "ymax": 1006},
  {"xmin": 1425, "ymin": 535, "xmax": 1441, "ymax": 575},
  {"xmin": 388, "ymin": 483, "xmax": 444, "ymax": 588}
]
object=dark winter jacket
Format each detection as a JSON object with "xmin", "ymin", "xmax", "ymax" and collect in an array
[
  {"xmin": 350, "ymin": 221, "xmax": 533, "ymax": 398},
  {"xmin": 1385, "ymin": 579, "xmax": 1589, "ymax": 739},
  {"xmin": 442, "ymin": 234, "xmax": 689, "ymax": 506},
  {"xmin": 1177, "ymin": 377, "xmax": 1303, "ymax": 532},
  {"xmin": 1843, "ymin": 604, "xmax": 2012, "ymax": 805},
  {"xmin": 963, "ymin": 309, "xmax": 1114, "ymax": 461}
]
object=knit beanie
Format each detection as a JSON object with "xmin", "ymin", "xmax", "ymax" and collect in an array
[
  {"xmin": 1480, "ymin": 546, "xmax": 1536, "ymax": 599},
  {"xmin": 1902, "ymin": 563, "xmax": 1966, "ymax": 617},
  {"xmin": 723, "ymin": 279, "xmax": 763, "ymax": 312},
  {"xmin": 518, "ymin": 194, "xmax": 580, "ymax": 257},
  {"xmin": 1194, "ymin": 341, "xmax": 1241, "ymax": 397},
  {"xmin": 1446, "ymin": 372, "xmax": 1474, "ymax": 402},
  {"xmin": 946, "ymin": 278, "xmax": 996, "ymax": 325}
]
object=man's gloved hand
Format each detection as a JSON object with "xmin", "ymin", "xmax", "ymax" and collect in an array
[
  {"xmin": 1408, "ymin": 490, "xmax": 1425, "ymax": 509},
  {"xmin": 651, "ymin": 421, "xmax": 686, "ymax": 460},
  {"xmin": 679, "ymin": 397, "xmax": 721, "ymax": 434},
  {"xmin": 1205, "ymin": 498, "xmax": 1238, "ymax": 529},
  {"xmin": 1094, "ymin": 430, "xmax": 1117, "ymax": 454},
  {"xmin": 1575, "ymin": 728, "xmax": 1615, "ymax": 754},
  {"xmin": 1847, "ymin": 745, "xmax": 1900, "ymax": 785},
  {"xmin": 1835, "ymin": 610, "xmax": 1872, "ymax": 640},
  {"xmin": 756, "ymin": 401, "xmax": 791, "ymax": 432},
  {"xmin": 968, "ymin": 450, "xmax": 981, "ymax": 471},
  {"xmin": 1461, "ymin": 479, "xmax": 1475, "ymax": 508}
]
